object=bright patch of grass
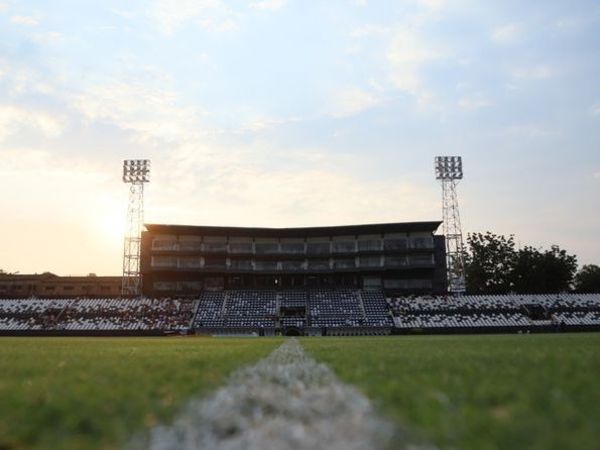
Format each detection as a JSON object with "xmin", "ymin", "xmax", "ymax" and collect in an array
[
  {"xmin": 0, "ymin": 337, "xmax": 281, "ymax": 450},
  {"xmin": 302, "ymin": 334, "xmax": 600, "ymax": 450}
]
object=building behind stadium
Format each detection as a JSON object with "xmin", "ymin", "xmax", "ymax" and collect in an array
[
  {"xmin": 140, "ymin": 221, "xmax": 447, "ymax": 297},
  {"xmin": 0, "ymin": 272, "xmax": 121, "ymax": 298}
]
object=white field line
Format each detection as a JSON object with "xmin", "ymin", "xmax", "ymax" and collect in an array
[{"xmin": 128, "ymin": 339, "xmax": 416, "ymax": 450}]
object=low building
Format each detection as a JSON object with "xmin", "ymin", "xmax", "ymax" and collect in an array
[{"xmin": 0, "ymin": 273, "xmax": 122, "ymax": 298}]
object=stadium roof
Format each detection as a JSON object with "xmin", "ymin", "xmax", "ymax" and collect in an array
[{"xmin": 144, "ymin": 221, "xmax": 442, "ymax": 237}]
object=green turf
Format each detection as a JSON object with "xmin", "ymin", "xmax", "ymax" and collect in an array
[
  {"xmin": 302, "ymin": 333, "xmax": 600, "ymax": 450},
  {"xmin": 0, "ymin": 337, "xmax": 282, "ymax": 450},
  {"xmin": 1, "ymin": 334, "xmax": 599, "ymax": 450}
]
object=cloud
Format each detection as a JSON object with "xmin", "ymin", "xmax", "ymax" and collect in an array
[
  {"xmin": 0, "ymin": 57, "xmax": 59, "ymax": 96},
  {"xmin": 110, "ymin": 8, "xmax": 137, "ymax": 19},
  {"xmin": 369, "ymin": 1, "xmax": 453, "ymax": 109},
  {"xmin": 66, "ymin": 72, "xmax": 428, "ymax": 235},
  {"xmin": 28, "ymin": 31, "xmax": 63, "ymax": 45},
  {"xmin": 10, "ymin": 15, "xmax": 39, "ymax": 26},
  {"xmin": 594, "ymin": 171, "xmax": 600, "ymax": 180},
  {"xmin": 350, "ymin": 24, "xmax": 390, "ymax": 38},
  {"xmin": 0, "ymin": 105, "xmax": 65, "ymax": 141},
  {"xmin": 74, "ymin": 79, "xmax": 207, "ymax": 144},
  {"xmin": 153, "ymin": 143, "xmax": 431, "ymax": 230},
  {"xmin": 250, "ymin": 0, "xmax": 286, "ymax": 11},
  {"xmin": 199, "ymin": 17, "xmax": 237, "ymax": 32},
  {"xmin": 240, "ymin": 115, "xmax": 302, "ymax": 133},
  {"xmin": 344, "ymin": 45, "xmax": 362, "ymax": 55},
  {"xmin": 387, "ymin": 29, "xmax": 436, "ymax": 74},
  {"xmin": 330, "ymin": 87, "xmax": 380, "ymax": 117},
  {"xmin": 147, "ymin": 0, "xmax": 220, "ymax": 35},
  {"xmin": 457, "ymin": 93, "xmax": 492, "ymax": 110},
  {"xmin": 554, "ymin": 16, "xmax": 589, "ymax": 33},
  {"xmin": 0, "ymin": 148, "xmax": 125, "ymax": 275},
  {"xmin": 504, "ymin": 125, "xmax": 561, "ymax": 139},
  {"xmin": 511, "ymin": 65, "xmax": 555, "ymax": 80},
  {"xmin": 590, "ymin": 103, "xmax": 600, "ymax": 117},
  {"xmin": 418, "ymin": 0, "xmax": 446, "ymax": 10},
  {"xmin": 491, "ymin": 23, "xmax": 522, "ymax": 44},
  {"xmin": 386, "ymin": 28, "xmax": 439, "ymax": 104}
]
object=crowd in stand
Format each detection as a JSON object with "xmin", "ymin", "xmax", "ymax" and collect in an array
[
  {"xmin": 309, "ymin": 289, "xmax": 364, "ymax": 328},
  {"xmin": 387, "ymin": 294, "xmax": 600, "ymax": 312},
  {"xmin": 387, "ymin": 294, "xmax": 600, "ymax": 330},
  {"xmin": 2, "ymin": 292, "xmax": 600, "ymax": 334},
  {"xmin": 191, "ymin": 289, "xmax": 393, "ymax": 331},
  {"xmin": 0, "ymin": 298, "xmax": 194, "ymax": 331}
]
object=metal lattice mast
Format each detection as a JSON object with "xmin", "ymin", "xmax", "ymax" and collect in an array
[
  {"xmin": 122, "ymin": 159, "xmax": 150, "ymax": 297},
  {"xmin": 435, "ymin": 156, "xmax": 466, "ymax": 294}
]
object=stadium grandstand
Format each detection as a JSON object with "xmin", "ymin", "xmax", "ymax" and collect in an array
[
  {"xmin": 0, "ymin": 221, "xmax": 599, "ymax": 336},
  {"xmin": 140, "ymin": 222, "xmax": 447, "ymax": 295},
  {"xmin": 1, "ymin": 293, "xmax": 599, "ymax": 336}
]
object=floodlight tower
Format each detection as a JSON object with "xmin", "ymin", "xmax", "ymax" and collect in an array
[
  {"xmin": 435, "ymin": 156, "xmax": 466, "ymax": 294},
  {"xmin": 121, "ymin": 159, "xmax": 150, "ymax": 297}
]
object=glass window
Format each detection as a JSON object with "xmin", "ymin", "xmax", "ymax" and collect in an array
[
  {"xmin": 306, "ymin": 242, "xmax": 330, "ymax": 255},
  {"xmin": 203, "ymin": 242, "xmax": 227, "ymax": 252},
  {"xmin": 358, "ymin": 239, "xmax": 381, "ymax": 251},
  {"xmin": 255, "ymin": 261, "xmax": 278, "ymax": 271},
  {"xmin": 281, "ymin": 260, "xmax": 304, "ymax": 270},
  {"xmin": 410, "ymin": 254, "xmax": 434, "ymax": 265},
  {"xmin": 179, "ymin": 281, "xmax": 203, "ymax": 291},
  {"xmin": 383, "ymin": 279, "xmax": 407, "ymax": 289},
  {"xmin": 230, "ymin": 259, "xmax": 252, "ymax": 270},
  {"xmin": 178, "ymin": 257, "xmax": 202, "ymax": 268},
  {"xmin": 333, "ymin": 258, "xmax": 355, "ymax": 269},
  {"xmin": 179, "ymin": 240, "xmax": 202, "ymax": 251},
  {"xmin": 332, "ymin": 241, "xmax": 356, "ymax": 253},
  {"xmin": 229, "ymin": 243, "xmax": 253, "ymax": 253},
  {"xmin": 384, "ymin": 238, "xmax": 408, "ymax": 250},
  {"xmin": 385, "ymin": 256, "xmax": 408, "ymax": 267},
  {"xmin": 204, "ymin": 257, "xmax": 226, "ymax": 269},
  {"xmin": 151, "ymin": 256, "xmax": 177, "ymax": 268},
  {"xmin": 152, "ymin": 239, "xmax": 177, "ymax": 250},
  {"xmin": 281, "ymin": 243, "xmax": 305, "ymax": 253},
  {"xmin": 255, "ymin": 243, "xmax": 279, "ymax": 254},
  {"xmin": 359, "ymin": 256, "xmax": 381, "ymax": 268},
  {"xmin": 154, "ymin": 281, "xmax": 178, "ymax": 291},
  {"xmin": 307, "ymin": 259, "xmax": 330, "ymax": 270}
]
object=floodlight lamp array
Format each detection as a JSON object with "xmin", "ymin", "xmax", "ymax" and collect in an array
[
  {"xmin": 123, "ymin": 159, "xmax": 151, "ymax": 183},
  {"xmin": 435, "ymin": 156, "xmax": 463, "ymax": 180}
]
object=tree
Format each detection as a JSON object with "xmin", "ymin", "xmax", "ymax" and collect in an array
[
  {"xmin": 464, "ymin": 232, "xmax": 517, "ymax": 294},
  {"xmin": 574, "ymin": 265, "xmax": 600, "ymax": 293},
  {"xmin": 541, "ymin": 246, "xmax": 578, "ymax": 293},
  {"xmin": 463, "ymin": 232, "xmax": 579, "ymax": 294},
  {"xmin": 511, "ymin": 245, "xmax": 577, "ymax": 294}
]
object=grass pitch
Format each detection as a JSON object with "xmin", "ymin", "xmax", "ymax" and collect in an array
[
  {"xmin": 0, "ymin": 334, "xmax": 599, "ymax": 450},
  {"xmin": 303, "ymin": 333, "xmax": 600, "ymax": 450},
  {"xmin": 0, "ymin": 337, "xmax": 282, "ymax": 450}
]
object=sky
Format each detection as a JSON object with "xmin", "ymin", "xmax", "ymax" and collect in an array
[{"xmin": 0, "ymin": 0, "xmax": 599, "ymax": 276}]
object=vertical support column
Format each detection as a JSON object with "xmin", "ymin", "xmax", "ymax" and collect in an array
[
  {"xmin": 122, "ymin": 183, "xmax": 144, "ymax": 296},
  {"xmin": 121, "ymin": 159, "xmax": 150, "ymax": 297},
  {"xmin": 435, "ymin": 156, "xmax": 466, "ymax": 294},
  {"xmin": 441, "ymin": 179, "xmax": 466, "ymax": 293}
]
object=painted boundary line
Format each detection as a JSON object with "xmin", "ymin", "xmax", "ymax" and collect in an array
[{"xmin": 129, "ymin": 339, "xmax": 411, "ymax": 450}]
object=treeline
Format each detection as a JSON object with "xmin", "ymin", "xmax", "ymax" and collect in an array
[{"xmin": 464, "ymin": 232, "xmax": 600, "ymax": 294}]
